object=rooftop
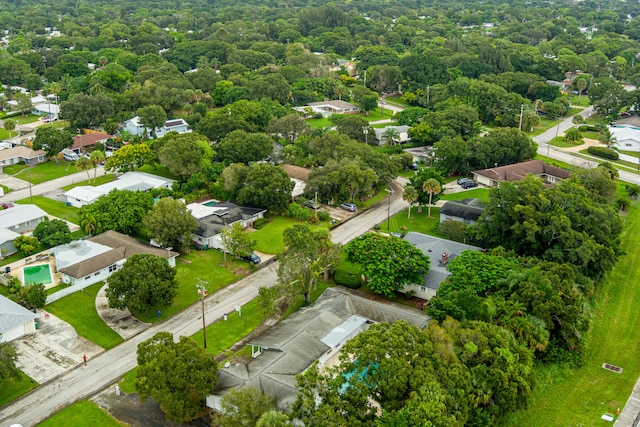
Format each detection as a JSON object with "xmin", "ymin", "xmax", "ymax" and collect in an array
[
  {"xmin": 0, "ymin": 295, "xmax": 37, "ymax": 338},
  {"xmin": 0, "ymin": 204, "xmax": 48, "ymax": 229}
]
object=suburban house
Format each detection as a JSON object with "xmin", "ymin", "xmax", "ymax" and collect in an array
[
  {"xmin": 123, "ymin": 116, "xmax": 191, "ymax": 139},
  {"xmin": 0, "ymin": 204, "xmax": 48, "ymax": 234},
  {"xmin": 373, "ymin": 125, "xmax": 410, "ymax": 145},
  {"xmin": 0, "ymin": 146, "xmax": 47, "ymax": 171},
  {"xmin": 189, "ymin": 201, "xmax": 266, "ymax": 250},
  {"xmin": 403, "ymin": 232, "xmax": 482, "ymax": 300},
  {"xmin": 0, "ymin": 228, "xmax": 19, "ymax": 257},
  {"xmin": 280, "ymin": 164, "xmax": 311, "ymax": 198},
  {"xmin": 207, "ymin": 287, "xmax": 429, "ymax": 412},
  {"xmin": 71, "ymin": 132, "xmax": 113, "ymax": 154},
  {"xmin": 63, "ymin": 171, "xmax": 175, "ymax": 208},
  {"xmin": 0, "ymin": 295, "xmax": 37, "ymax": 342},
  {"xmin": 472, "ymin": 160, "xmax": 571, "ymax": 187},
  {"xmin": 439, "ymin": 198, "xmax": 484, "ymax": 225},
  {"xmin": 51, "ymin": 230, "xmax": 179, "ymax": 302},
  {"xmin": 293, "ymin": 100, "xmax": 360, "ymax": 118},
  {"xmin": 33, "ymin": 103, "xmax": 60, "ymax": 121}
]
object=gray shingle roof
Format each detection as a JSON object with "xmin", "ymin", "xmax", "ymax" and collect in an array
[
  {"xmin": 0, "ymin": 204, "xmax": 48, "ymax": 229},
  {"xmin": 193, "ymin": 201, "xmax": 266, "ymax": 238},
  {"xmin": 404, "ymin": 232, "xmax": 482, "ymax": 290},
  {"xmin": 0, "ymin": 295, "xmax": 36, "ymax": 336},
  {"xmin": 439, "ymin": 199, "xmax": 485, "ymax": 221}
]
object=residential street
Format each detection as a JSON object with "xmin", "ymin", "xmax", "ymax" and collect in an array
[
  {"xmin": 0, "ymin": 179, "xmax": 408, "ymax": 427},
  {"xmin": 533, "ymin": 106, "xmax": 640, "ymax": 185}
]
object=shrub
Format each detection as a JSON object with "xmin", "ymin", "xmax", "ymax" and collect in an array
[
  {"xmin": 587, "ymin": 146, "xmax": 618, "ymax": 160},
  {"xmin": 616, "ymin": 197, "xmax": 631, "ymax": 211},
  {"xmin": 438, "ymin": 220, "xmax": 470, "ymax": 243},
  {"xmin": 577, "ymin": 125, "xmax": 587, "ymax": 132},
  {"xmin": 625, "ymin": 183, "xmax": 640, "ymax": 199},
  {"xmin": 334, "ymin": 268, "xmax": 362, "ymax": 289},
  {"xmin": 287, "ymin": 202, "xmax": 312, "ymax": 221},
  {"xmin": 253, "ymin": 217, "xmax": 270, "ymax": 230},
  {"xmin": 317, "ymin": 210, "xmax": 331, "ymax": 221}
]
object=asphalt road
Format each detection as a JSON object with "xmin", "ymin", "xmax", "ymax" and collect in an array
[{"xmin": 0, "ymin": 179, "xmax": 408, "ymax": 427}]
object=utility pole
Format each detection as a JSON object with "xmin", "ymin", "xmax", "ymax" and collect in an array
[
  {"xmin": 518, "ymin": 104, "xmax": 524, "ymax": 131},
  {"xmin": 28, "ymin": 169, "xmax": 32, "ymax": 203},
  {"xmin": 196, "ymin": 278, "xmax": 209, "ymax": 348}
]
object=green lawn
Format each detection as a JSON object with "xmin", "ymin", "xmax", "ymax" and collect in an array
[
  {"xmin": 13, "ymin": 114, "xmax": 40, "ymax": 124},
  {"xmin": 383, "ymin": 95, "xmax": 411, "ymax": 108},
  {"xmin": 45, "ymin": 282, "xmax": 123, "ymax": 350},
  {"xmin": 306, "ymin": 117, "xmax": 333, "ymax": 129},
  {"xmin": 191, "ymin": 298, "xmax": 267, "ymax": 355},
  {"xmin": 0, "ymin": 371, "xmax": 38, "ymax": 406},
  {"xmin": 441, "ymin": 188, "xmax": 490, "ymax": 202},
  {"xmin": 37, "ymin": 400, "xmax": 124, "ymax": 427},
  {"xmin": 62, "ymin": 174, "xmax": 115, "ymax": 191},
  {"xmin": 16, "ymin": 195, "xmax": 80, "ymax": 224},
  {"xmin": 3, "ymin": 162, "xmax": 80, "ymax": 184},
  {"xmin": 503, "ymin": 201, "xmax": 640, "ymax": 426},
  {"xmin": 136, "ymin": 164, "xmax": 179, "ymax": 180},
  {"xmin": 0, "ymin": 183, "xmax": 10, "ymax": 193},
  {"xmin": 0, "ymin": 128, "xmax": 18, "ymax": 139},
  {"xmin": 549, "ymin": 136, "xmax": 580, "ymax": 148},
  {"xmin": 527, "ymin": 117, "xmax": 559, "ymax": 137},
  {"xmin": 135, "ymin": 249, "xmax": 253, "ymax": 322},
  {"xmin": 569, "ymin": 95, "xmax": 591, "ymax": 107},
  {"xmin": 619, "ymin": 150, "xmax": 640, "ymax": 158},
  {"xmin": 251, "ymin": 215, "xmax": 330, "ymax": 255},
  {"xmin": 379, "ymin": 206, "xmax": 442, "ymax": 236}
]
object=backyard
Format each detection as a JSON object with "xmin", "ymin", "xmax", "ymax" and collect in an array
[
  {"xmin": 3, "ymin": 161, "xmax": 83, "ymax": 185},
  {"xmin": 16, "ymin": 195, "xmax": 80, "ymax": 224}
]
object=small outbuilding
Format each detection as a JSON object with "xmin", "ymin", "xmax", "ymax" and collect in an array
[{"xmin": 0, "ymin": 295, "xmax": 37, "ymax": 342}]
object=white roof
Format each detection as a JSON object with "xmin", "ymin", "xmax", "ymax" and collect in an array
[
  {"xmin": 0, "ymin": 295, "xmax": 37, "ymax": 337},
  {"xmin": 610, "ymin": 126, "xmax": 640, "ymax": 143},
  {"xmin": 64, "ymin": 172, "xmax": 175, "ymax": 204},
  {"xmin": 0, "ymin": 227, "xmax": 20, "ymax": 244},
  {"xmin": 30, "ymin": 95, "xmax": 48, "ymax": 105},
  {"xmin": 186, "ymin": 203, "xmax": 229, "ymax": 220},
  {"xmin": 53, "ymin": 240, "xmax": 112, "ymax": 270},
  {"xmin": 321, "ymin": 315, "xmax": 368, "ymax": 348},
  {"xmin": 0, "ymin": 204, "xmax": 48, "ymax": 228},
  {"xmin": 34, "ymin": 103, "xmax": 60, "ymax": 114}
]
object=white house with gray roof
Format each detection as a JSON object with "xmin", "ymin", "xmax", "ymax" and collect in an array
[
  {"xmin": 0, "ymin": 228, "xmax": 20, "ymax": 257},
  {"xmin": 0, "ymin": 204, "xmax": 48, "ymax": 234},
  {"xmin": 0, "ymin": 295, "xmax": 37, "ymax": 342},
  {"xmin": 123, "ymin": 116, "xmax": 191, "ymax": 139},
  {"xmin": 403, "ymin": 232, "xmax": 483, "ymax": 300},
  {"xmin": 189, "ymin": 201, "xmax": 266, "ymax": 250}
]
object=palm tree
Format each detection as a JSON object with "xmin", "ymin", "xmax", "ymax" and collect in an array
[
  {"xmin": 256, "ymin": 410, "xmax": 289, "ymax": 427},
  {"xmin": 3, "ymin": 118, "xmax": 16, "ymax": 137},
  {"xmin": 576, "ymin": 78, "xmax": 587, "ymax": 99},
  {"xmin": 598, "ymin": 129, "xmax": 617, "ymax": 149},
  {"xmin": 422, "ymin": 178, "xmax": 441, "ymax": 218},
  {"xmin": 90, "ymin": 151, "xmax": 106, "ymax": 183},
  {"xmin": 381, "ymin": 127, "xmax": 400, "ymax": 146},
  {"xmin": 402, "ymin": 185, "xmax": 418, "ymax": 219},
  {"xmin": 75, "ymin": 156, "xmax": 92, "ymax": 181},
  {"xmin": 81, "ymin": 215, "xmax": 97, "ymax": 237}
]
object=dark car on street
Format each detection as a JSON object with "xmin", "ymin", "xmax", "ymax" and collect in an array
[
  {"xmin": 339, "ymin": 202, "xmax": 357, "ymax": 212},
  {"xmin": 240, "ymin": 253, "xmax": 261, "ymax": 264}
]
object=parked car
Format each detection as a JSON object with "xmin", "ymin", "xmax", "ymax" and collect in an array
[
  {"xmin": 457, "ymin": 177, "xmax": 474, "ymax": 185},
  {"xmin": 339, "ymin": 202, "xmax": 357, "ymax": 212},
  {"xmin": 390, "ymin": 232, "xmax": 403, "ymax": 238},
  {"xmin": 240, "ymin": 253, "xmax": 261, "ymax": 264},
  {"xmin": 409, "ymin": 163, "xmax": 419, "ymax": 171},
  {"xmin": 304, "ymin": 200, "xmax": 319, "ymax": 210},
  {"xmin": 461, "ymin": 180, "xmax": 478, "ymax": 189}
]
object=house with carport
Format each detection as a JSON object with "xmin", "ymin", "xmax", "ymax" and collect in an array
[
  {"xmin": 0, "ymin": 295, "xmax": 37, "ymax": 342},
  {"xmin": 403, "ymin": 232, "xmax": 482, "ymax": 300}
]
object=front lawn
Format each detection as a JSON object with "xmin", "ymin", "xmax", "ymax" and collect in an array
[
  {"xmin": 307, "ymin": 117, "xmax": 333, "ymax": 129},
  {"xmin": 62, "ymin": 174, "xmax": 115, "ymax": 191},
  {"xmin": 0, "ymin": 371, "xmax": 38, "ymax": 406},
  {"xmin": 379, "ymin": 206, "xmax": 442, "ymax": 236},
  {"xmin": 36, "ymin": 400, "xmax": 124, "ymax": 427},
  {"xmin": 251, "ymin": 215, "xmax": 330, "ymax": 255},
  {"xmin": 45, "ymin": 282, "xmax": 123, "ymax": 350},
  {"xmin": 16, "ymin": 195, "xmax": 80, "ymax": 224},
  {"xmin": 0, "ymin": 128, "xmax": 18, "ymax": 139},
  {"xmin": 503, "ymin": 201, "xmax": 640, "ymax": 425},
  {"xmin": 4, "ymin": 162, "xmax": 80, "ymax": 184},
  {"xmin": 135, "ymin": 249, "xmax": 252, "ymax": 322},
  {"xmin": 441, "ymin": 188, "xmax": 490, "ymax": 202}
]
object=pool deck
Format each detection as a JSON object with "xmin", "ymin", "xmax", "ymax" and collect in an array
[{"xmin": 5, "ymin": 250, "xmax": 63, "ymax": 289}]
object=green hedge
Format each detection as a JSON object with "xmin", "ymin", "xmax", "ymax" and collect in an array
[
  {"xmin": 587, "ymin": 146, "xmax": 619, "ymax": 160},
  {"xmin": 334, "ymin": 269, "xmax": 362, "ymax": 289}
]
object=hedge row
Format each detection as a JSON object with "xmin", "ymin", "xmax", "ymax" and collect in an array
[{"xmin": 587, "ymin": 146, "xmax": 618, "ymax": 160}]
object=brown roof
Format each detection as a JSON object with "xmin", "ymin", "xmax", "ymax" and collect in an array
[
  {"xmin": 0, "ymin": 146, "xmax": 46, "ymax": 161},
  {"xmin": 473, "ymin": 160, "xmax": 571, "ymax": 182},
  {"xmin": 71, "ymin": 132, "xmax": 112, "ymax": 150},
  {"xmin": 280, "ymin": 164, "xmax": 311, "ymax": 182},
  {"xmin": 614, "ymin": 116, "xmax": 640, "ymax": 128},
  {"xmin": 59, "ymin": 231, "xmax": 178, "ymax": 279}
]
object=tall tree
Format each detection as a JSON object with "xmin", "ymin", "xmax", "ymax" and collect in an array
[
  {"xmin": 345, "ymin": 233, "xmax": 430, "ymax": 298},
  {"xmin": 216, "ymin": 131, "xmax": 273, "ymax": 165},
  {"xmin": 0, "ymin": 339, "xmax": 21, "ymax": 381},
  {"xmin": 136, "ymin": 105, "xmax": 167, "ymax": 138},
  {"xmin": 75, "ymin": 156, "xmax": 92, "ymax": 181},
  {"xmin": 143, "ymin": 197, "xmax": 198, "ymax": 250},
  {"xmin": 220, "ymin": 222, "xmax": 257, "ymax": 262},
  {"xmin": 136, "ymin": 332, "xmax": 218, "ymax": 423},
  {"xmin": 79, "ymin": 189, "xmax": 153, "ymax": 235},
  {"xmin": 104, "ymin": 143, "xmax": 155, "ymax": 173},
  {"xmin": 214, "ymin": 388, "xmax": 276, "ymax": 427},
  {"xmin": 32, "ymin": 127, "xmax": 73, "ymax": 164},
  {"xmin": 106, "ymin": 254, "xmax": 178, "ymax": 313},
  {"xmin": 236, "ymin": 163, "xmax": 294, "ymax": 213},
  {"xmin": 157, "ymin": 132, "xmax": 214, "ymax": 181},
  {"xmin": 402, "ymin": 185, "xmax": 418, "ymax": 219},
  {"xmin": 33, "ymin": 219, "xmax": 72, "ymax": 247}
]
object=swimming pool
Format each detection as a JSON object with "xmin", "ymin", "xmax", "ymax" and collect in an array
[
  {"xmin": 203, "ymin": 200, "xmax": 219, "ymax": 207},
  {"xmin": 23, "ymin": 263, "xmax": 54, "ymax": 286}
]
